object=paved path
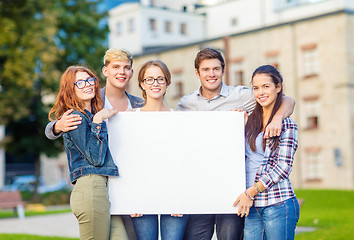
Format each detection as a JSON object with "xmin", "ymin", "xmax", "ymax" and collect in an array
[
  {"xmin": 0, "ymin": 212, "xmax": 79, "ymax": 238},
  {"xmin": 0, "ymin": 212, "xmax": 315, "ymax": 238}
]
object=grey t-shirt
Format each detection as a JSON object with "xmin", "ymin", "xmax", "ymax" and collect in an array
[{"xmin": 177, "ymin": 82, "xmax": 256, "ymax": 113}]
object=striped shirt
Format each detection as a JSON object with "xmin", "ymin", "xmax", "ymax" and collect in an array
[{"xmin": 253, "ymin": 117, "xmax": 298, "ymax": 207}]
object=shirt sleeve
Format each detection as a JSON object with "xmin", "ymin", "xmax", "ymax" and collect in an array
[
  {"xmin": 259, "ymin": 125, "xmax": 298, "ymax": 189},
  {"xmin": 241, "ymin": 87, "xmax": 256, "ymax": 114},
  {"xmin": 45, "ymin": 121, "xmax": 63, "ymax": 140},
  {"xmin": 177, "ymin": 95, "xmax": 190, "ymax": 111},
  {"xmin": 66, "ymin": 113, "xmax": 109, "ymax": 167}
]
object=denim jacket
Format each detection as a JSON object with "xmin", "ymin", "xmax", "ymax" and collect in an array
[{"xmin": 63, "ymin": 109, "xmax": 119, "ymax": 183}]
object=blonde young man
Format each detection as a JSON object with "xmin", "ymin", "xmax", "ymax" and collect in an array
[{"xmin": 45, "ymin": 49, "xmax": 144, "ymax": 240}]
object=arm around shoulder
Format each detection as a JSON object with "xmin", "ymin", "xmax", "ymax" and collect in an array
[
  {"xmin": 276, "ymin": 95, "xmax": 295, "ymax": 119},
  {"xmin": 45, "ymin": 121, "xmax": 62, "ymax": 140}
]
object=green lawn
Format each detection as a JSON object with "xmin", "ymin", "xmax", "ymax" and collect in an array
[
  {"xmin": 0, "ymin": 208, "xmax": 71, "ymax": 219},
  {"xmin": 295, "ymin": 189, "xmax": 354, "ymax": 240},
  {"xmin": 0, "ymin": 234, "xmax": 78, "ymax": 240},
  {"xmin": 1, "ymin": 190, "xmax": 353, "ymax": 240}
]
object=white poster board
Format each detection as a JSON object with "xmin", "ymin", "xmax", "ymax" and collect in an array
[{"xmin": 108, "ymin": 111, "xmax": 245, "ymax": 214}]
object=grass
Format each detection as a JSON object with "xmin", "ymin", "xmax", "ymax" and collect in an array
[
  {"xmin": 0, "ymin": 234, "xmax": 78, "ymax": 240},
  {"xmin": 0, "ymin": 208, "xmax": 71, "ymax": 219},
  {"xmin": 0, "ymin": 190, "xmax": 353, "ymax": 239},
  {"xmin": 295, "ymin": 189, "xmax": 354, "ymax": 240}
]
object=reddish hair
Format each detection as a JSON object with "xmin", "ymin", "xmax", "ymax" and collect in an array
[{"xmin": 49, "ymin": 66, "xmax": 103, "ymax": 121}]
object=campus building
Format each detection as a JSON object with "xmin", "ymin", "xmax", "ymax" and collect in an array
[
  {"xmin": 110, "ymin": 0, "xmax": 354, "ymax": 189},
  {"xmin": 3, "ymin": 0, "xmax": 351, "ymax": 190}
]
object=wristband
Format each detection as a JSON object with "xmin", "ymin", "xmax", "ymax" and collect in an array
[
  {"xmin": 244, "ymin": 190, "xmax": 254, "ymax": 201},
  {"xmin": 255, "ymin": 182, "xmax": 263, "ymax": 193}
]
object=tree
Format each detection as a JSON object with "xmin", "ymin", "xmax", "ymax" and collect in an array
[
  {"xmin": 0, "ymin": 0, "xmax": 108, "ymax": 200},
  {"xmin": 54, "ymin": 0, "xmax": 108, "ymax": 75}
]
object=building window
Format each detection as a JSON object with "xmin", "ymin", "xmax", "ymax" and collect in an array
[
  {"xmin": 128, "ymin": 18, "xmax": 135, "ymax": 33},
  {"xmin": 303, "ymin": 96, "xmax": 319, "ymax": 130},
  {"xmin": 231, "ymin": 18, "xmax": 238, "ymax": 27},
  {"xmin": 174, "ymin": 81, "xmax": 184, "ymax": 99},
  {"xmin": 234, "ymin": 70, "xmax": 244, "ymax": 86},
  {"xmin": 165, "ymin": 21, "xmax": 172, "ymax": 33},
  {"xmin": 117, "ymin": 22, "xmax": 123, "ymax": 35},
  {"xmin": 275, "ymin": 0, "xmax": 326, "ymax": 10},
  {"xmin": 230, "ymin": 57, "xmax": 244, "ymax": 86},
  {"xmin": 149, "ymin": 18, "xmax": 157, "ymax": 31},
  {"xmin": 305, "ymin": 148, "xmax": 322, "ymax": 181},
  {"xmin": 180, "ymin": 23, "xmax": 187, "ymax": 35},
  {"xmin": 266, "ymin": 51, "xmax": 279, "ymax": 69},
  {"xmin": 172, "ymin": 69, "xmax": 184, "ymax": 98},
  {"xmin": 302, "ymin": 43, "xmax": 319, "ymax": 78}
]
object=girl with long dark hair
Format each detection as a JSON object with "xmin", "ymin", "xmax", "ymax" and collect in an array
[{"xmin": 233, "ymin": 65, "xmax": 300, "ymax": 239}]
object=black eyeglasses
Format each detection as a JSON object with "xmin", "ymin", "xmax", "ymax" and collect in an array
[
  {"xmin": 143, "ymin": 77, "xmax": 166, "ymax": 85},
  {"xmin": 74, "ymin": 77, "xmax": 96, "ymax": 89}
]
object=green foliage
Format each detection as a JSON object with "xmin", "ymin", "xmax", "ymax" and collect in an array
[
  {"xmin": 21, "ymin": 189, "xmax": 71, "ymax": 205},
  {"xmin": 295, "ymin": 189, "xmax": 354, "ymax": 240},
  {"xmin": 53, "ymin": 0, "xmax": 108, "ymax": 75},
  {"xmin": 0, "ymin": 0, "xmax": 60, "ymax": 123},
  {"xmin": 0, "ymin": 0, "xmax": 108, "ymax": 156},
  {"xmin": 0, "ymin": 0, "xmax": 108, "ymax": 200}
]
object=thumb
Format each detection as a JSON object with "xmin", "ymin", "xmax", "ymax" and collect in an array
[{"xmin": 233, "ymin": 197, "xmax": 240, "ymax": 207}]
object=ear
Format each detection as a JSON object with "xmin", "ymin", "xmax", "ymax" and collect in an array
[
  {"xmin": 195, "ymin": 68, "xmax": 200, "ymax": 78},
  {"xmin": 102, "ymin": 66, "xmax": 108, "ymax": 77},
  {"xmin": 276, "ymin": 83, "xmax": 282, "ymax": 93}
]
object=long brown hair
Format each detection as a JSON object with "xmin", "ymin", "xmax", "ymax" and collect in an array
[
  {"xmin": 48, "ymin": 66, "xmax": 103, "ymax": 121},
  {"xmin": 246, "ymin": 65, "xmax": 283, "ymax": 151}
]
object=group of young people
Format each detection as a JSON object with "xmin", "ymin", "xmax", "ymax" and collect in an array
[{"xmin": 46, "ymin": 47, "xmax": 300, "ymax": 240}]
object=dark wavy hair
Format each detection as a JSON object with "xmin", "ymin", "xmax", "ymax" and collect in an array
[{"xmin": 246, "ymin": 65, "xmax": 283, "ymax": 151}]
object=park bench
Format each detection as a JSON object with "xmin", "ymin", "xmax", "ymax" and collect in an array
[{"xmin": 0, "ymin": 191, "xmax": 26, "ymax": 219}]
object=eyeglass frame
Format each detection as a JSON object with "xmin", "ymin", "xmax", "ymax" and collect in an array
[
  {"xmin": 143, "ymin": 77, "xmax": 167, "ymax": 85},
  {"xmin": 74, "ymin": 77, "xmax": 96, "ymax": 89}
]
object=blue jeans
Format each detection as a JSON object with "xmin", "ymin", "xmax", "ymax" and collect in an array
[
  {"xmin": 244, "ymin": 197, "xmax": 300, "ymax": 240},
  {"xmin": 183, "ymin": 214, "xmax": 244, "ymax": 240},
  {"xmin": 132, "ymin": 214, "xmax": 188, "ymax": 240}
]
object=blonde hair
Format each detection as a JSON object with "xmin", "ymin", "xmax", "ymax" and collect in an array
[{"xmin": 103, "ymin": 48, "xmax": 133, "ymax": 66}]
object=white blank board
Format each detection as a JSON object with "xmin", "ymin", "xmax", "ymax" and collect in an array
[{"xmin": 107, "ymin": 111, "xmax": 245, "ymax": 214}]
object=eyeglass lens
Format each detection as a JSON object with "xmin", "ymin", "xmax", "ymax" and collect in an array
[
  {"xmin": 144, "ymin": 77, "xmax": 166, "ymax": 85},
  {"xmin": 75, "ymin": 77, "xmax": 95, "ymax": 89}
]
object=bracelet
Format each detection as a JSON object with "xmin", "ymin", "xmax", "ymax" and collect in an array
[
  {"xmin": 255, "ymin": 182, "xmax": 263, "ymax": 193},
  {"xmin": 244, "ymin": 190, "xmax": 254, "ymax": 201}
]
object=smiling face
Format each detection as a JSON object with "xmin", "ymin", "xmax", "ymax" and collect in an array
[
  {"xmin": 102, "ymin": 60, "xmax": 133, "ymax": 91},
  {"xmin": 74, "ymin": 71, "xmax": 96, "ymax": 110},
  {"xmin": 196, "ymin": 58, "xmax": 224, "ymax": 99},
  {"xmin": 252, "ymin": 73, "xmax": 281, "ymax": 110},
  {"xmin": 140, "ymin": 66, "xmax": 167, "ymax": 101}
]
